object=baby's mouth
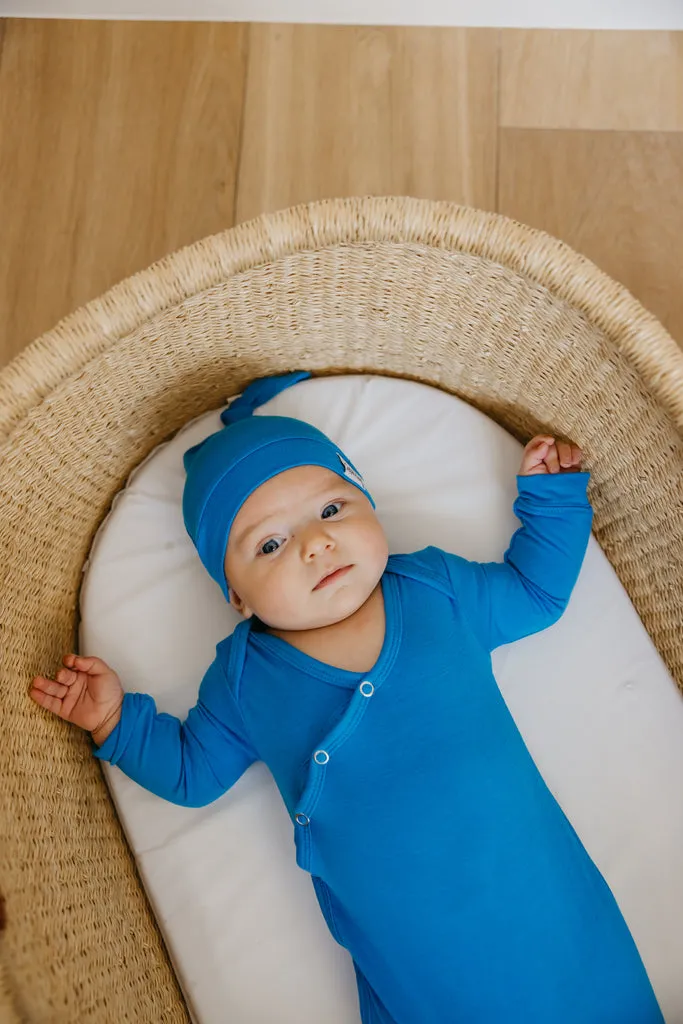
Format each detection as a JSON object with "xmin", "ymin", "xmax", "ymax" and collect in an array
[{"xmin": 313, "ymin": 565, "xmax": 353, "ymax": 590}]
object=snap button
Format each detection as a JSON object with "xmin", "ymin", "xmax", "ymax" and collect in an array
[
  {"xmin": 359, "ymin": 680, "xmax": 374, "ymax": 697},
  {"xmin": 314, "ymin": 749, "xmax": 329, "ymax": 764},
  {"xmin": 295, "ymin": 813, "xmax": 310, "ymax": 826}
]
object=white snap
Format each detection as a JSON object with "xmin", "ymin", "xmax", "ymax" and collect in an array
[
  {"xmin": 295, "ymin": 813, "xmax": 310, "ymax": 826},
  {"xmin": 359, "ymin": 681, "xmax": 374, "ymax": 697},
  {"xmin": 314, "ymin": 749, "xmax": 330, "ymax": 764}
]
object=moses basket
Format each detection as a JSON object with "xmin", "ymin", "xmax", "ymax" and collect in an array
[{"xmin": 1, "ymin": 196, "xmax": 682, "ymax": 1023}]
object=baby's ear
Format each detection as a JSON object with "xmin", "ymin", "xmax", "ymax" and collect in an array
[{"xmin": 228, "ymin": 587, "xmax": 253, "ymax": 620}]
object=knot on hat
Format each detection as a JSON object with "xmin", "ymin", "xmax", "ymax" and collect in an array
[{"xmin": 220, "ymin": 370, "xmax": 311, "ymax": 427}]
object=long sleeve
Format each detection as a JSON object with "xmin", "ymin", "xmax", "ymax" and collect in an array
[
  {"xmin": 92, "ymin": 648, "xmax": 259, "ymax": 807},
  {"xmin": 436, "ymin": 471, "xmax": 593, "ymax": 651}
]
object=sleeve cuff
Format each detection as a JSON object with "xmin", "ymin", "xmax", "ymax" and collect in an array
[
  {"xmin": 516, "ymin": 470, "xmax": 590, "ymax": 503},
  {"xmin": 92, "ymin": 728, "xmax": 117, "ymax": 761}
]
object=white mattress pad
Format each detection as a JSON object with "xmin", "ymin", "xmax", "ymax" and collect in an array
[{"xmin": 79, "ymin": 374, "xmax": 683, "ymax": 1023}]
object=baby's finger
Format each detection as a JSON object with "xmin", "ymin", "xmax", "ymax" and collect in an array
[
  {"xmin": 29, "ymin": 685, "xmax": 64, "ymax": 716},
  {"xmin": 528, "ymin": 435, "xmax": 554, "ymax": 450},
  {"xmin": 557, "ymin": 441, "xmax": 573, "ymax": 468},
  {"xmin": 66, "ymin": 654, "xmax": 108, "ymax": 675},
  {"xmin": 544, "ymin": 443, "xmax": 561, "ymax": 474},
  {"xmin": 571, "ymin": 445, "xmax": 584, "ymax": 465},
  {"xmin": 64, "ymin": 653, "xmax": 91, "ymax": 670},
  {"xmin": 32, "ymin": 676, "xmax": 69, "ymax": 698},
  {"xmin": 522, "ymin": 441, "xmax": 549, "ymax": 465}
]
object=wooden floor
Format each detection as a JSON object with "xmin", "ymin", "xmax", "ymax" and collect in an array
[{"xmin": 1, "ymin": 20, "xmax": 682, "ymax": 367}]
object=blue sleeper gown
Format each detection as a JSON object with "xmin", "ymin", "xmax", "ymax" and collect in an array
[{"xmin": 94, "ymin": 471, "xmax": 663, "ymax": 1023}]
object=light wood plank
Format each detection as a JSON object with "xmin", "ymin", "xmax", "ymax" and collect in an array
[
  {"xmin": 498, "ymin": 128, "xmax": 683, "ymax": 345},
  {"xmin": 501, "ymin": 29, "xmax": 683, "ymax": 131},
  {"xmin": 0, "ymin": 19, "xmax": 247, "ymax": 367},
  {"xmin": 236, "ymin": 24, "xmax": 498, "ymax": 223}
]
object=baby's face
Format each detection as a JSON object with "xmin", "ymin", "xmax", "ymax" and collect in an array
[{"xmin": 224, "ymin": 465, "xmax": 389, "ymax": 631}]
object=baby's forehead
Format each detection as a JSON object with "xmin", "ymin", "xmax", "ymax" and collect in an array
[
  {"xmin": 235, "ymin": 464, "xmax": 350, "ymax": 526},
  {"xmin": 247, "ymin": 465, "xmax": 346, "ymax": 509}
]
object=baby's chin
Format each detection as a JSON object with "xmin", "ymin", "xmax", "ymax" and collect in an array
[{"xmin": 257, "ymin": 583, "xmax": 373, "ymax": 632}]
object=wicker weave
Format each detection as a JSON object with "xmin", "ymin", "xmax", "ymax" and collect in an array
[{"xmin": 1, "ymin": 196, "xmax": 682, "ymax": 1023}]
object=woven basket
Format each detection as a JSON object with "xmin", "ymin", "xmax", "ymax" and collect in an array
[{"xmin": 1, "ymin": 196, "xmax": 682, "ymax": 1023}]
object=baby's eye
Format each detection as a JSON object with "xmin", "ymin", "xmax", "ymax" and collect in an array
[
  {"xmin": 321, "ymin": 502, "xmax": 343, "ymax": 519},
  {"xmin": 259, "ymin": 538, "xmax": 282, "ymax": 556}
]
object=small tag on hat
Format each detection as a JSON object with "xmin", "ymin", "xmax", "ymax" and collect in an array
[{"xmin": 337, "ymin": 453, "xmax": 365, "ymax": 489}]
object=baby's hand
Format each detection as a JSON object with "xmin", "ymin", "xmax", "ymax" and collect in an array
[
  {"xmin": 519, "ymin": 435, "xmax": 584, "ymax": 476},
  {"xmin": 30, "ymin": 654, "xmax": 124, "ymax": 745}
]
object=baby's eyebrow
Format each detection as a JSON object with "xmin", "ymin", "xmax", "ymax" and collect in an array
[{"xmin": 235, "ymin": 481, "xmax": 347, "ymax": 549}]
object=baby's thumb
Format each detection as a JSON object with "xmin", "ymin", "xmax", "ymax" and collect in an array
[{"xmin": 66, "ymin": 653, "xmax": 110, "ymax": 675}]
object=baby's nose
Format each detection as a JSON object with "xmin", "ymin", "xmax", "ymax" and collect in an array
[{"xmin": 302, "ymin": 526, "xmax": 335, "ymax": 558}]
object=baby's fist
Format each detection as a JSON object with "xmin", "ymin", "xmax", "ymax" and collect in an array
[{"xmin": 519, "ymin": 436, "xmax": 583, "ymax": 476}]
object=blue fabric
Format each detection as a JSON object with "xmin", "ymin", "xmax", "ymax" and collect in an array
[
  {"xmin": 182, "ymin": 371, "xmax": 375, "ymax": 600},
  {"xmin": 95, "ymin": 471, "xmax": 663, "ymax": 1023}
]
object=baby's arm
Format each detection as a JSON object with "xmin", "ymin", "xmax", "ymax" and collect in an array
[
  {"xmin": 436, "ymin": 437, "xmax": 593, "ymax": 651},
  {"xmin": 31, "ymin": 648, "xmax": 257, "ymax": 807}
]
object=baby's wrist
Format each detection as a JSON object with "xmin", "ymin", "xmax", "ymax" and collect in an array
[{"xmin": 91, "ymin": 700, "xmax": 123, "ymax": 746}]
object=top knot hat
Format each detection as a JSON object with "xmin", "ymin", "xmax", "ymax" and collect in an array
[{"xmin": 182, "ymin": 371, "xmax": 375, "ymax": 601}]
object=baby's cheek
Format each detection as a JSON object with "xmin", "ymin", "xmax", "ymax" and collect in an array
[
  {"xmin": 359, "ymin": 518, "xmax": 389, "ymax": 560},
  {"xmin": 260, "ymin": 564, "xmax": 297, "ymax": 614}
]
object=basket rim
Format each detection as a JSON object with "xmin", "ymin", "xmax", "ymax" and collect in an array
[{"xmin": 1, "ymin": 195, "xmax": 682, "ymax": 441}]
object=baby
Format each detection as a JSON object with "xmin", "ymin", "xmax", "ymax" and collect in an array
[{"xmin": 31, "ymin": 372, "xmax": 663, "ymax": 1023}]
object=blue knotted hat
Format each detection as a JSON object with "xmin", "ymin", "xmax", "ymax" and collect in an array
[{"xmin": 182, "ymin": 371, "xmax": 375, "ymax": 601}]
